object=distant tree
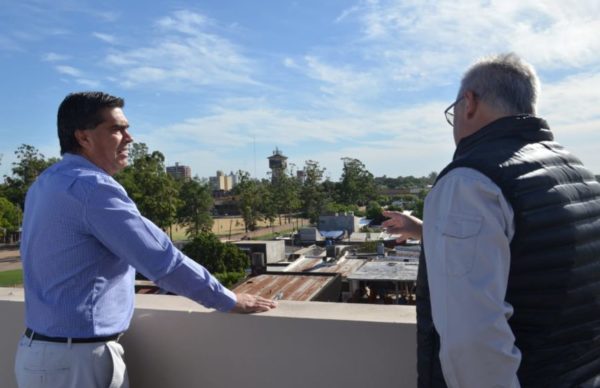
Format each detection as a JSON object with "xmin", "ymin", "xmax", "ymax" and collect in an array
[
  {"xmin": 338, "ymin": 157, "xmax": 378, "ymax": 206},
  {"xmin": 182, "ymin": 231, "xmax": 249, "ymax": 274},
  {"xmin": 427, "ymin": 171, "xmax": 438, "ymax": 185},
  {"xmin": 413, "ymin": 198, "xmax": 425, "ymax": 219},
  {"xmin": 270, "ymin": 170, "xmax": 301, "ymax": 223},
  {"xmin": 301, "ymin": 160, "xmax": 327, "ymax": 224},
  {"xmin": 0, "ymin": 197, "xmax": 22, "ymax": 239},
  {"xmin": 386, "ymin": 204, "xmax": 403, "ymax": 211},
  {"xmin": 399, "ymin": 194, "xmax": 418, "ymax": 202},
  {"xmin": 115, "ymin": 143, "xmax": 179, "ymax": 230},
  {"xmin": 177, "ymin": 178, "xmax": 214, "ymax": 238},
  {"xmin": 374, "ymin": 175, "xmax": 398, "ymax": 189},
  {"xmin": 127, "ymin": 143, "xmax": 149, "ymax": 165},
  {"xmin": 323, "ymin": 202, "xmax": 360, "ymax": 215},
  {"xmin": 233, "ymin": 171, "xmax": 264, "ymax": 232},
  {"xmin": 259, "ymin": 178, "xmax": 278, "ymax": 227},
  {"xmin": 375, "ymin": 172, "xmax": 437, "ymax": 190},
  {"xmin": 2, "ymin": 144, "xmax": 58, "ymax": 209},
  {"xmin": 366, "ymin": 201, "xmax": 385, "ymax": 223},
  {"xmin": 321, "ymin": 178, "xmax": 340, "ymax": 206}
]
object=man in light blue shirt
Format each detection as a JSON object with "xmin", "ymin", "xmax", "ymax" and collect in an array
[{"xmin": 15, "ymin": 92, "xmax": 276, "ymax": 388}]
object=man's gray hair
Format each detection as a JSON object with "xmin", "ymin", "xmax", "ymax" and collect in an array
[{"xmin": 459, "ymin": 53, "xmax": 539, "ymax": 115}]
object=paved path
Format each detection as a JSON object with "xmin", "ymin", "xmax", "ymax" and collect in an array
[
  {"xmin": 0, "ymin": 249, "xmax": 21, "ymax": 271},
  {"xmin": 225, "ymin": 219, "xmax": 309, "ymax": 241}
]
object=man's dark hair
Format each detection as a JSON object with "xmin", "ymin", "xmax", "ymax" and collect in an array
[{"xmin": 57, "ymin": 91, "xmax": 125, "ymax": 155}]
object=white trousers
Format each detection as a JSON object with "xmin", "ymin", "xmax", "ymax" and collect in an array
[{"xmin": 14, "ymin": 335, "xmax": 129, "ymax": 388}]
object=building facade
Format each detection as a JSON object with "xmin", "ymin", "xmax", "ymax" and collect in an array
[
  {"xmin": 209, "ymin": 170, "xmax": 236, "ymax": 191},
  {"xmin": 166, "ymin": 162, "xmax": 191, "ymax": 180}
]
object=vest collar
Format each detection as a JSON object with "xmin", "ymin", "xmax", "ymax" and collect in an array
[{"xmin": 454, "ymin": 115, "xmax": 553, "ymax": 160}]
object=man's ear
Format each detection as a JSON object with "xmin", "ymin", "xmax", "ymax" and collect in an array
[
  {"xmin": 74, "ymin": 129, "xmax": 91, "ymax": 151},
  {"xmin": 463, "ymin": 90, "xmax": 478, "ymax": 119}
]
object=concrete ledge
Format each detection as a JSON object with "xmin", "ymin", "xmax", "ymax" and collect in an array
[
  {"xmin": 0, "ymin": 288, "xmax": 417, "ymax": 388},
  {"xmin": 134, "ymin": 292, "xmax": 416, "ymax": 323}
]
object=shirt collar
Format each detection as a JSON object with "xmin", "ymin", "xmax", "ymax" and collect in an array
[{"xmin": 61, "ymin": 153, "xmax": 110, "ymax": 176}]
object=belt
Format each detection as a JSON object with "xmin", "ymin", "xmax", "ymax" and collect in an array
[{"xmin": 24, "ymin": 328, "xmax": 121, "ymax": 344}]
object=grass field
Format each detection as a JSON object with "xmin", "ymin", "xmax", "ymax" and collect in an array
[{"xmin": 0, "ymin": 269, "xmax": 23, "ymax": 287}]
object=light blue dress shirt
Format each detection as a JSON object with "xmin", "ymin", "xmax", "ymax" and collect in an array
[{"xmin": 21, "ymin": 153, "xmax": 237, "ymax": 338}]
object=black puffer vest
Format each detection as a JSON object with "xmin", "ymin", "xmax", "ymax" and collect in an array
[{"xmin": 417, "ymin": 116, "xmax": 600, "ymax": 388}]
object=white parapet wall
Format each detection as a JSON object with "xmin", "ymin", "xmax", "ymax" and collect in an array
[{"xmin": 0, "ymin": 288, "xmax": 417, "ymax": 388}]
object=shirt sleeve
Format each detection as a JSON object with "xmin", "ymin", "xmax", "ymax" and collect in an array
[
  {"xmin": 422, "ymin": 167, "xmax": 521, "ymax": 388},
  {"xmin": 83, "ymin": 178, "xmax": 237, "ymax": 312}
]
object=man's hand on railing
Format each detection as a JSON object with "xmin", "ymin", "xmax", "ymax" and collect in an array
[{"xmin": 231, "ymin": 293, "xmax": 277, "ymax": 314}]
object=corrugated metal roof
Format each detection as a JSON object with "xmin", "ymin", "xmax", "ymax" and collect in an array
[
  {"xmin": 284, "ymin": 256, "xmax": 367, "ymax": 277},
  {"xmin": 233, "ymin": 274, "xmax": 335, "ymax": 301},
  {"xmin": 347, "ymin": 260, "xmax": 418, "ymax": 282}
]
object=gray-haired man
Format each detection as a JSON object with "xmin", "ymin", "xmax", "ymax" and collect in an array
[{"xmin": 384, "ymin": 53, "xmax": 600, "ymax": 387}]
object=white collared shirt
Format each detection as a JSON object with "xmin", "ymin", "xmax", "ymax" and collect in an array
[{"xmin": 423, "ymin": 167, "xmax": 521, "ymax": 388}]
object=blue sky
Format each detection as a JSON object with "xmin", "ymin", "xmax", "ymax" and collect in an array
[{"xmin": 2, "ymin": 0, "xmax": 600, "ymax": 180}]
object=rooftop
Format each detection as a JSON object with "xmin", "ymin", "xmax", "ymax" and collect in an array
[
  {"xmin": 347, "ymin": 260, "xmax": 418, "ymax": 282},
  {"xmin": 285, "ymin": 256, "xmax": 368, "ymax": 278},
  {"xmin": 232, "ymin": 272, "xmax": 338, "ymax": 301}
]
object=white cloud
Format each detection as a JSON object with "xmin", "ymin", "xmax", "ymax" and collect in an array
[
  {"xmin": 76, "ymin": 78, "xmax": 101, "ymax": 88},
  {"xmin": 336, "ymin": 0, "xmax": 600, "ymax": 88},
  {"xmin": 279, "ymin": 55, "xmax": 386, "ymax": 115},
  {"xmin": 303, "ymin": 56, "xmax": 378, "ymax": 96},
  {"xmin": 55, "ymin": 65, "xmax": 83, "ymax": 77},
  {"xmin": 165, "ymin": 98, "xmax": 446, "ymax": 148},
  {"xmin": 537, "ymin": 71, "xmax": 600, "ymax": 173},
  {"xmin": 122, "ymin": 67, "xmax": 167, "ymax": 87},
  {"xmin": 93, "ymin": 32, "xmax": 116, "ymax": 44},
  {"xmin": 539, "ymin": 72, "xmax": 600, "ymax": 129},
  {"xmin": 53, "ymin": 65, "xmax": 101, "ymax": 88},
  {"xmin": 42, "ymin": 52, "xmax": 69, "ymax": 62},
  {"xmin": 134, "ymin": 97, "xmax": 452, "ymax": 179},
  {"xmin": 105, "ymin": 54, "xmax": 135, "ymax": 66},
  {"xmin": 137, "ymin": 59, "xmax": 600, "ymax": 178},
  {"xmin": 156, "ymin": 10, "xmax": 209, "ymax": 35},
  {"xmin": 283, "ymin": 57, "xmax": 297, "ymax": 68},
  {"xmin": 106, "ymin": 10, "xmax": 255, "ymax": 90}
]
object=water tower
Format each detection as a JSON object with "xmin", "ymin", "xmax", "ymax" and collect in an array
[{"xmin": 268, "ymin": 147, "xmax": 288, "ymax": 182}]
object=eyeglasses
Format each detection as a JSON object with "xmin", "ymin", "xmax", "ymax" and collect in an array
[{"xmin": 444, "ymin": 96, "xmax": 464, "ymax": 127}]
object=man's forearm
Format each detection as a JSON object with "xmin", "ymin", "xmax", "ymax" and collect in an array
[{"xmin": 155, "ymin": 258, "xmax": 237, "ymax": 312}]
